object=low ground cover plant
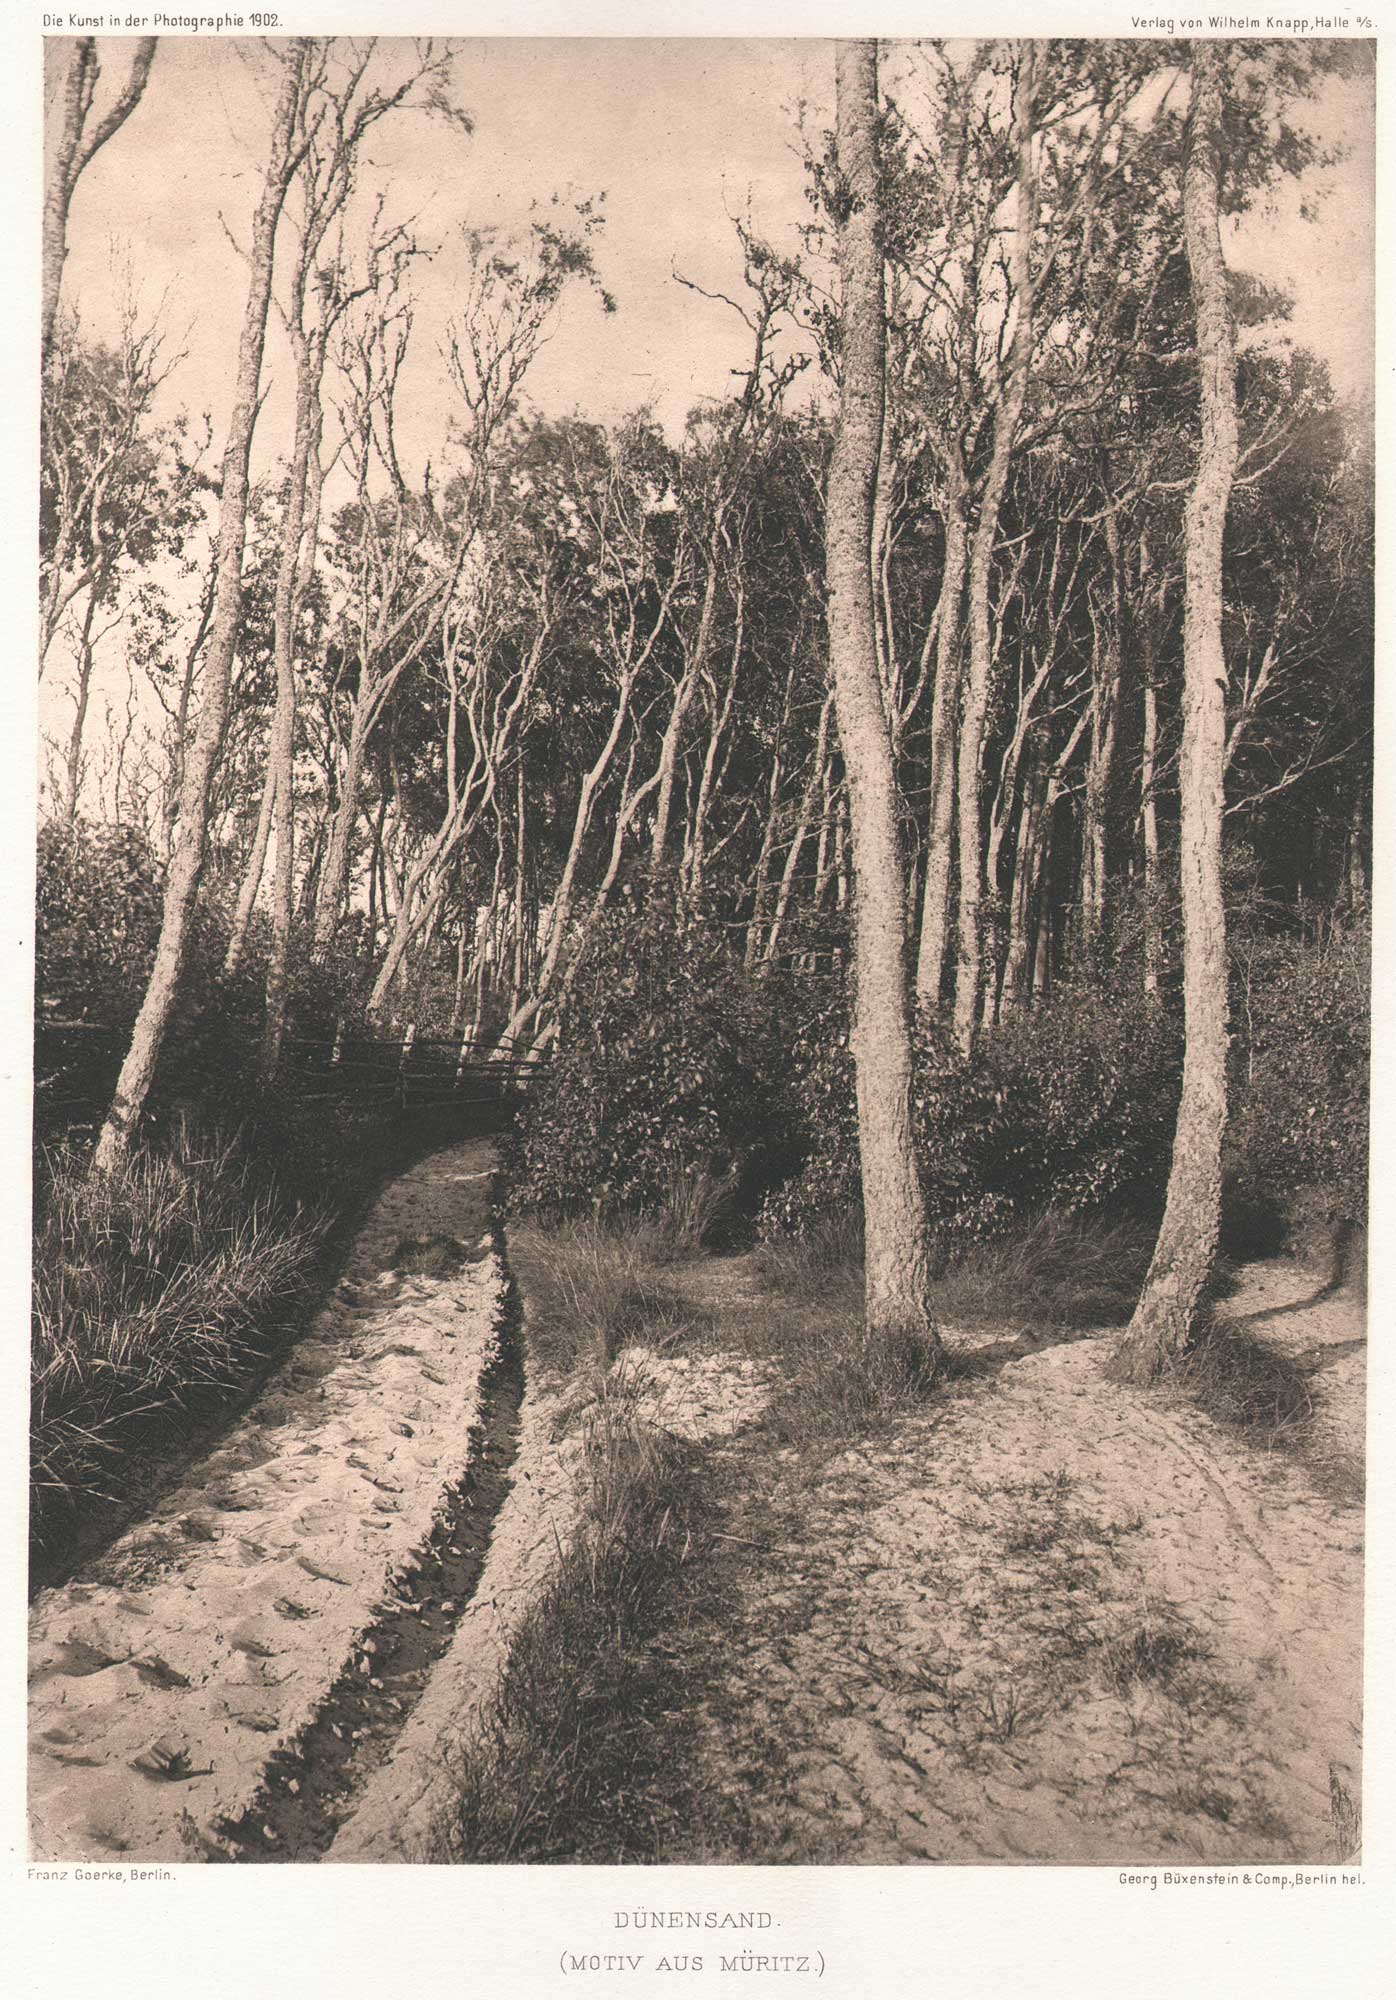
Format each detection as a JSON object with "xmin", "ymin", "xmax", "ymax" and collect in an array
[{"xmin": 32, "ymin": 1122, "xmax": 321, "ymax": 1543}]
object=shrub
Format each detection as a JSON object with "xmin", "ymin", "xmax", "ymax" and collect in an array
[
  {"xmin": 506, "ymin": 898, "xmax": 796, "ymax": 1229},
  {"xmin": 36, "ymin": 817, "xmax": 371, "ymax": 1142},
  {"xmin": 36, "ymin": 819, "xmax": 165, "ymax": 1026},
  {"xmin": 1229, "ymin": 913, "xmax": 1370, "ymax": 1234},
  {"xmin": 758, "ymin": 991, "xmax": 1181, "ymax": 1255}
]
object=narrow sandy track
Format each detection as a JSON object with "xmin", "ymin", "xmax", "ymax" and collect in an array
[{"xmin": 28, "ymin": 1139, "xmax": 508, "ymax": 1863}]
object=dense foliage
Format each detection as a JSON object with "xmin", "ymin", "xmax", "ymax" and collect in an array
[
  {"xmin": 505, "ymin": 897, "xmax": 796, "ymax": 1228},
  {"xmin": 758, "ymin": 988, "xmax": 1182, "ymax": 1257},
  {"xmin": 36, "ymin": 818, "xmax": 361, "ymax": 1141},
  {"xmin": 1229, "ymin": 912, "xmax": 1370, "ymax": 1232}
]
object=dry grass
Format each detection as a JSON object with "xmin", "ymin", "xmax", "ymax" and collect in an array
[
  {"xmin": 507, "ymin": 1218, "xmax": 709, "ymax": 1381},
  {"xmin": 31, "ymin": 1124, "xmax": 325, "ymax": 1541},
  {"xmin": 749, "ymin": 1207, "xmax": 1152, "ymax": 1447},
  {"xmin": 652, "ymin": 1163, "xmax": 740, "ymax": 1258},
  {"xmin": 932, "ymin": 1211, "xmax": 1154, "ymax": 1332},
  {"xmin": 432, "ymin": 1375, "xmax": 720, "ymax": 1863},
  {"xmin": 759, "ymin": 1207, "xmax": 1152, "ymax": 1333},
  {"xmin": 1167, "ymin": 1312, "xmax": 1316, "ymax": 1452}
]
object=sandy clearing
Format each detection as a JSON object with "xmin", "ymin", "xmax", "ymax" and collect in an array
[
  {"xmin": 28, "ymin": 1140, "xmax": 504, "ymax": 1863},
  {"xmin": 683, "ymin": 1261, "xmax": 1364, "ymax": 1864}
]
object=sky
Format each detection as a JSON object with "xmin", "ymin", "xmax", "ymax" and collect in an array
[{"xmin": 50, "ymin": 33, "xmax": 1376, "ymax": 480}]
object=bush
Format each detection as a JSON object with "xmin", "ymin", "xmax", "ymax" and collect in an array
[
  {"xmin": 758, "ymin": 991, "xmax": 1181, "ymax": 1256},
  {"xmin": 1229, "ymin": 912, "xmax": 1370, "ymax": 1236},
  {"xmin": 35, "ymin": 817, "xmax": 369, "ymax": 1142},
  {"xmin": 36, "ymin": 819, "xmax": 165, "ymax": 1026},
  {"xmin": 506, "ymin": 898, "xmax": 797, "ymax": 1229}
]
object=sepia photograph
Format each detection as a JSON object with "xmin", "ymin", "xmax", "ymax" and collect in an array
[{"xmin": 25, "ymin": 8, "xmax": 1375, "ymax": 1919}]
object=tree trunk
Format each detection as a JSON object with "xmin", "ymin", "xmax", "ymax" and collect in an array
[
  {"xmin": 914, "ymin": 452, "xmax": 968, "ymax": 1009},
  {"xmin": 315, "ymin": 711, "xmax": 370, "ymax": 952},
  {"xmin": 225, "ymin": 756, "xmax": 278, "ymax": 974},
  {"xmin": 1082, "ymin": 508, "xmax": 1124, "ymax": 963},
  {"xmin": 1000, "ymin": 734, "xmax": 1047, "ymax": 1011},
  {"xmin": 1114, "ymin": 42, "xmax": 1237, "ymax": 1382},
  {"xmin": 827, "ymin": 40, "xmax": 939, "ymax": 1360},
  {"xmin": 260, "ymin": 334, "xmax": 324, "ymax": 1082},
  {"xmin": 952, "ymin": 42, "xmax": 1035, "ymax": 1053},
  {"xmin": 764, "ymin": 692, "xmax": 833, "ymax": 966},
  {"xmin": 43, "ymin": 38, "xmax": 158, "ymax": 371},
  {"xmin": 492, "ymin": 664, "xmax": 640, "ymax": 1051},
  {"xmin": 93, "ymin": 41, "xmax": 308, "ymax": 1173},
  {"xmin": 743, "ymin": 660, "xmax": 794, "ymax": 967},
  {"xmin": 511, "ymin": 758, "xmax": 528, "ymax": 1014},
  {"xmin": 61, "ymin": 592, "xmax": 100, "ymax": 827},
  {"xmin": 649, "ymin": 534, "xmax": 720, "ymax": 886},
  {"xmin": 1139, "ymin": 537, "xmax": 1164, "ymax": 998},
  {"xmin": 685, "ymin": 581, "xmax": 744, "ymax": 896}
]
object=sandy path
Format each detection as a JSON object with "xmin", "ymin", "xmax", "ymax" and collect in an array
[
  {"xmin": 28, "ymin": 1140, "xmax": 504, "ymax": 1863},
  {"xmin": 1221, "ymin": 1258, "xmax": 1366, "ymax": 1491},
  {"xmin": 686, "ymin": 1263, "xmax": 1364, "ymax": 1864}
]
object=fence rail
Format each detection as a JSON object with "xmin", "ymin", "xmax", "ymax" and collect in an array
[{"xmin": 34, "ymin": 1019, "xmax": 547, "ymax": 1126}]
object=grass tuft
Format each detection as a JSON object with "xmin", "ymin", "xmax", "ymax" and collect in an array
[
  {"xmin": 507, "ymin": 1219, "xmax": 708, "ymax": 1380},
  {"xmin": 31, "ymin": 1123, "xmax": 327, "ymax": 1550},
  {"xmin": 433, "ymin": 1398, "xmax": 715, "ymax": 1863},
  {"xmin": 1100, "ymin": 1620, "xmax": 1204, "ymax": 1695},
  {"xmin": 652, "ymin": 1164, "xmax": 740, "ymax": 1258},
  {"xmin": 932, "ymin": 1210, "xmax": 1155, "ymax": 1332},
  {"xmin": 1167, "ymin": 1312, "xmax": 1315, "ymax": 1451},
  {"xmin": 746, "ymin": 1233, "xmax": 953, "ymax": 1441}
]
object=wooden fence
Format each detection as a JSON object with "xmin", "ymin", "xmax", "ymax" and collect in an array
[
  {"xmin": 34, "ymin": 1019, "xmax": 547, "ymax": 1130},
  {"xmin": 283, "ymin": 1027, "xmax": 547, "ymax": 1110}
]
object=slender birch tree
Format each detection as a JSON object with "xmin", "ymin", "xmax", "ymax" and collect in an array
[
  {"xmin": 93, "ymin": 41, "xmax": 312, "ymax": 1172},
  {"xmin": 1113, "ymin": 41, "xmax": 1238, "ymax": 1380},
  {"xmin": 42, "ymin": 36, "xmax": 158, "ymax": 372},
  {"xmin": 825, "ymin": 40, "xmax": 940, "ymax": 1362}
]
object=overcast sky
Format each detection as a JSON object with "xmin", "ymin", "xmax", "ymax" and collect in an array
[{"xmin": 51, "ymin": 35, "xmax": 1375, "ymax": 477}]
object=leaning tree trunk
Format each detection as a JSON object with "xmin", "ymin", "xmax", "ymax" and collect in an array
[
  {"xmin": 261, "ymin": 341, "xmax": 324, "ymax": 1082},
  {"xmin": 225, "ymin": 757, "xmax": 279, "ymax": 976},
  {"xmin": 92, "ymin": 41, "xmax": 309, "ymax": 1173},
  {"xmin": 826, "ymin": 40, "xmax": 940, "ymax": 1361},
  {"xmin": 1113, "ymin": 41, "xmax": 1237, "ymax": 1383}
]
